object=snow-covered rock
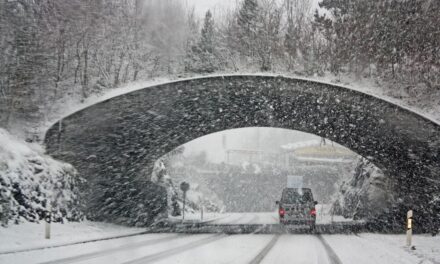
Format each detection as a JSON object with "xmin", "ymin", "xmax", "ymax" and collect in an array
[{"xmin": 0, "ymin": 129, "xmax": 84, "ymax": 226}]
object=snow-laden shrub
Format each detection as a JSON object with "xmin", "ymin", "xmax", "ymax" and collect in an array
[
  {"xmin": 151, "ymin": 159, "xmax": 223, "ymax": 217},
  {"xmin": 331, "ymin": 158, "xmax": 393, "ymax": 221},
  {"xmin": 0, "ymin": 129, "xmax": 84, "ymax": 226}
]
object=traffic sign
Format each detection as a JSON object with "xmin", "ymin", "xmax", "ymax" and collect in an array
[
  {"xmin": 180, "ymin": 182, "xmax": 190, "ymax": 192},
  {"xmin": 180, "ymin": 182, "xmax": 190, "ymax": 221}
]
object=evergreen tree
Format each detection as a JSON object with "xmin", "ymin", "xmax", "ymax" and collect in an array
[
  {"xmin": 234, "ymin": 0, "xmax": 260, "ymax": 59},
  {"xmin": 200, "ymin": 10, "xmax": 215, "ymax": 54},
  {"xmin": 255, "ymin": 1, "xmax": 282, "ymax": 71},
  {"xmin": 198, "ymin": 10, "xmax": 218, "ymax": 73},
  {"xmin": 185, "ymin": 10, "xmax": 219, "ymax": 73}
]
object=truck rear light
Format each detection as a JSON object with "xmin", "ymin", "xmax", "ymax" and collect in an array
[{"xmin": 279, "ymin": 207, "xmax": 285, "ymax": 217}]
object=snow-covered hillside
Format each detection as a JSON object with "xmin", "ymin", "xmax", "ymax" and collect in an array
[{"xmin": 0, "ymin": 129, "xmax": 84, "ymax": 226}]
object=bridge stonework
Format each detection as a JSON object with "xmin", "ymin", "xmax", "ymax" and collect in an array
[{"xmin": 45, "ymin": 76, "xmax": 440, "ymax": 229}]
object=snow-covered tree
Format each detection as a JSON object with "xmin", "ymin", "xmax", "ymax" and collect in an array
[{"xmin": 185, "ymin": 10, "xmax": 219, "ymax": 73}]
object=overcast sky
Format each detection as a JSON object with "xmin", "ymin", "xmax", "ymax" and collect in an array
[
  {"xmin": 185, "ymin": 0, "xmax": 237, "ymax": 16},
  {"xmin": 185, "ymin": 0, "xmax": 322, "ymax": 17},
  {"xmin": 183, "ymin": 128, "xmax": 318, "ymax": 163}
]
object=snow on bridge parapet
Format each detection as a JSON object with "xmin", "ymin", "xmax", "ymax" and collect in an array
[{"xmin": 41, "ymin": 73, "xmax": 440, "ymax": 141}]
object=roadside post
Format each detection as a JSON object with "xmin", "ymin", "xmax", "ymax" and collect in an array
[
  {"xmin": 45, "ymin": 203, "xmax": 52, "ymax": 239},
  {"xmin": 0, "ymin": 203, "xmax": 3, "ymax": 227},
  {"xmin": 198, "ymin": 197, "xmax": 204, "ymax": 222},
  {"xmin": 180, "ymin": 182, "xmax": 190, "ymax": 222},
  {"xmin": 201, "ymin": 205, "xmax": 204, "ymax": 222},
  {"xmin": 406, "ymin": 210, "xmax": 413, "ymax": 247}
]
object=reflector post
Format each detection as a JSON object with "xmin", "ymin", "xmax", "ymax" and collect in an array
[{"xmin": 406, "ymin": 210, "xmax": 413, "ymax": 247}]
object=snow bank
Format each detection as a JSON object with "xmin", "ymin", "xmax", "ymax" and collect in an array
[
  {"xmin": 0, "ymin": 220, "xmax": 144, "ymax": 253},
  {"xmin": 324, "ymin": 233, "xmax": 440, "ymax": 264},
  {"xmin": 0, "ymin": 129, "xmax": 84, "ymax": 225}
]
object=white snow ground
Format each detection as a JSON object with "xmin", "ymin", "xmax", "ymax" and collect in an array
[
  {"xmin": 325, "ymin": 234, "xmax": 440, "ymax": 264},
  {"xmin": 0, "ymin": 215, "xmax": 439, "ymax": 264},
  {"xmin": 0, "ymin": 213, "xmax": 439, "ymax": 264},
  {"xmin": 0, "ymin": 221, "xmax": 145, "ymax": 253}
]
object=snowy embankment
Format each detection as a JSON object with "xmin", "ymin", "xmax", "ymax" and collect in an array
[
  {"xmin": 0, "ymin": 221, "xmax": 145, "ymax": 253},
  {"xmin": 0, "ymin": 129, "xmax": 83, "ymax": 225},
  {"xmin": 325, "ymin": 234, "xmax": 440, "ymax": 264}
]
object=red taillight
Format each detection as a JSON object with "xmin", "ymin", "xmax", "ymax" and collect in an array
[
  {"xmin": 310, "ymin": 208, "xmax": 316, "ymax": 216},
  {"xmin": 279, "ymin": 208, "xmax": 285, "ymax": 217}
]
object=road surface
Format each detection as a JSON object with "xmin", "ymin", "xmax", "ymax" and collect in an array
[{"xmin": 0, "ymin": 213, "xmax": 437, "ymax": 264}]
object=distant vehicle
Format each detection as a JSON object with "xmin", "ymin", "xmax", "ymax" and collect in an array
[{"xmin": 276, "ymin": 188, "xmax": 317, "ymax": 231}]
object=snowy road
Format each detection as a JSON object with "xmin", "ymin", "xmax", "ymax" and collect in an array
[
  {"xmin": 208, "ymin": 212, "xmax": 279, "ymax": 225},
  {"xmin": 1, "ymin": 232, "xmax": 437, "ymax": 264},
  {"xmin": 205, "ymin": 206, "xmax": 357, "ymax": 225},
  {"xmin": 1, "ymin": 213, "xmax": 438, "ymax": 264}
]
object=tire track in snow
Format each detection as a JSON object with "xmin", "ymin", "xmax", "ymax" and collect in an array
[
  {"xmin": 39, "ymin": 234, "xmax": 181, "ymax": 264},
  {"xmin": 316, "ymin": 234, "xmax": 343, "ymax": 264},
  {"xmin": 248, "ymin": 235, "xmax": 280, "ymax": 264},
  {"xmin": 121, "ymin": 234, "xmax": 228, "ymax": 264}
]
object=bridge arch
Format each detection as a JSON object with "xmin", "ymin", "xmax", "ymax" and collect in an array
[{"xmin": 44, "ymin": 75, "xmax": 440, "ymax": 227}]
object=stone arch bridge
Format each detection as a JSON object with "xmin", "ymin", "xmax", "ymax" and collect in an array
[{"xmin": 45, "ymin": 75, "xmax": 440, "ymax": 229}]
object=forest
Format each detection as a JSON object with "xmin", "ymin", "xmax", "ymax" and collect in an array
[{"xmin": 0, "ymin": 0, "xmax": 438, "ymax": 139}]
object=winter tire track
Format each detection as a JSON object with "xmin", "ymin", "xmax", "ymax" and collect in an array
[
  {"xmin": 316, "ymin": 234, "xmax": 343, "ymax": 264},
  {"xmin": 248, "ymin": 235, "xmax": 280, "ymax": 264},
  {"xmin": 121, "ymin": 234, "xmax": 228, "ymax": 264},
  {"xmin": 38, "ymin": 235, "xmax": 181, "ymax": 264}
]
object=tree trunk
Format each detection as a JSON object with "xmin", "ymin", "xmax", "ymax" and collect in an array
[
  {"xmin": 133, "ymin": 63, "xmax": 139, "ymax": 82},
  {"xmin": 82, "ymin": 43, "xmax": 89, "ymax": 98},
  {"xmin": 122, "ymin": 63, "xmax": 130, "ymax": 84},
  {"xmin": 74, "ymin": 41, "xmax": 81, "ymax": 85},
  {"xmin": 114, "ymin": 51, "xmax": 125, "ymax": 87}
]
